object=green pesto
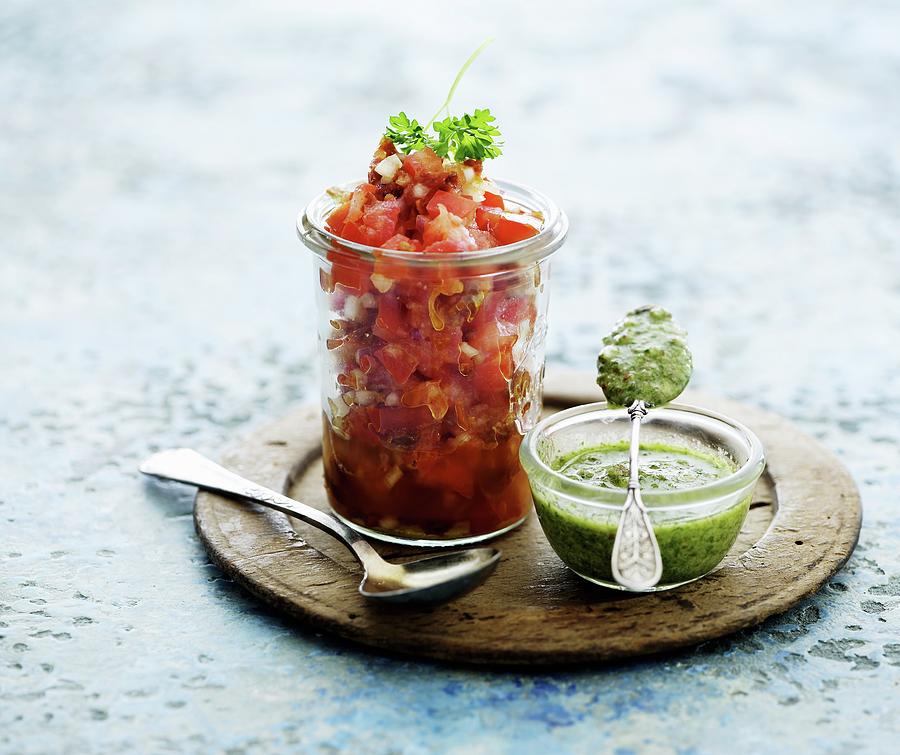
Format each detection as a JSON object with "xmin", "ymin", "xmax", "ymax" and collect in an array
[
  {"xmin": 555, "ymin": 441, "xmax": 733, "ymax": 491},
  {"xmin": 536, "ymin": 442, "xmax": 748, "ymax": 585},
  {"xmin": 597, "ymin": 305, "xmax": 692, "ymax": 407}
]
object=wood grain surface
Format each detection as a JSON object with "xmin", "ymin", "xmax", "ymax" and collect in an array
[{"xmin": 194, "ymin": 370, "xmax": 861, "ymax": 666}]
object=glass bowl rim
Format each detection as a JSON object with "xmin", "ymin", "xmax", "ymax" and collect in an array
[
  {"xmin": 298, "ymin": 178, "xmax": 568, "ymax": 268},
  {"xmin": 520, "ymin": 401, "xmax": 766, "ymax": 510}
]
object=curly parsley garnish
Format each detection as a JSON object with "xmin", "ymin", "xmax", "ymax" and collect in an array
[
  {"xmin": 383, "ymin": 40, "xmax": 503, "ymax": 162},
  {"xmin": 384, "ymin": 112, "xmax": 428, "ymax": 154},
  {"xmin": 432, "ymin": 109, "xmax": 503, "ymax": 161}
]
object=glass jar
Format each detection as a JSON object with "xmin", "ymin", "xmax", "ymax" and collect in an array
[
  {"xmin": 299, "ymin": 179, "xmax": 568, "ymax": 545},
  {"xmin": 520, "ymin": 402, "xmax": 766, "ymax": 591}
]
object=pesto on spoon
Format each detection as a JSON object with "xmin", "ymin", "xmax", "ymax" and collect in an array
[
  {"xmin": 596, "ymin": 305, "xmax": 693, "ymax": 590},
  {"xmin": 597, "ymin": 305, "xmax": 692, "ymax": 408}
]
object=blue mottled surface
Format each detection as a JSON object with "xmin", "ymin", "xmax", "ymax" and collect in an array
[{"xmin": 2, "ymin": 1, "xmax": 898, "ymax": 752}]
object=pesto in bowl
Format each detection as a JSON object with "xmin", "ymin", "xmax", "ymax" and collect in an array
[{"xmin": 520, "ymin": 403, "xmax": 765, "ymax": 591}]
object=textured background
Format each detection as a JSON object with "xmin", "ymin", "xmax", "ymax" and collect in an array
[{"xmin": 2, "ymin": 1, "xmax": 899, "ymax": 752}]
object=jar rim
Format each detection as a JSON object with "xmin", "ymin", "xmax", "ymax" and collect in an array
[
  {"xmin": 298, "ymin": 178, "xmax": 568, "ymax": 268},
  {"xmin": 520, "ymin": 401, "xmax": 767, "ymax": 511}
]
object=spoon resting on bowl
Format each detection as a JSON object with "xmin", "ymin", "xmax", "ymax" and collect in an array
[
  {"xmin": 609, "ymin": 399, "xmax": 663, "ymax": 589},
  {"xmin": 597, "ymin": 306, "xmax": 693, "ymax": 591},
  {"xmin": 140, "ymin": 448, "xmax": 500, "ymax": 604}
]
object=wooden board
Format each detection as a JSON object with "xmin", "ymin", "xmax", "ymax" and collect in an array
[{"xmin": 194, "ymin": 371, "xmax": 861, "ymax": 666}]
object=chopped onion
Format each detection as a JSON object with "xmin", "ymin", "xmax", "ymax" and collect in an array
[
  {"xmin": 355, "ymin": 390, "xmax": 378, "ymax": 406},
  {"xmin": 384, "ymin": 466, "xmax": 403, "ymax": 489},
  {"xmin": 374, "ymin": 154, "xmax": 403, "ymax": 181},
  {"xmin": 343, "ymin": 295, "xmax": 362, "ymax": 320},
  {"xmin": 326, "ymin": 186, "xmax": 351, "ymax": 205},
  {"xmin": 327, "ymin": 397, "xmax": 349, "ymax": 419},
  {"xmin": 371, "ymin": 273, "xmax": 393, "ymax": 293},
  {"xmin": 459, "ymin": 342, "xmax": 480, "ymax": 359}
]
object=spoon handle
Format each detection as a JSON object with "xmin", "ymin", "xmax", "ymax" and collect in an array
[
  {"xmin": 610, "ymin": 401, "xmax": 663, "ymax": 590},
  {"xmin": 139, "ymin": 448, "xmax": 380, "ymax": 565}
]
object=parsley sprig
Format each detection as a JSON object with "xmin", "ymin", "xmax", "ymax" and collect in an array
[
  {"xmin": 432, "ymin": 109, "xmax": 503, "ymax": 161},
  {"xmin": 383, "ymin": 40, "xmax": 503, "ymax": 162},
  {"xmin": 384, "ymin": 112, "xmax": 428, "ymax": 154}
]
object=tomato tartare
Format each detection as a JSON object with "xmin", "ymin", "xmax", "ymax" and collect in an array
[
  {"xmin": 326, "ymin": 137, "xmax": 541, "ymax": 253},
  {"xmin": 303, "ymin": 51, "xmax": 564, "ymax": 542}
]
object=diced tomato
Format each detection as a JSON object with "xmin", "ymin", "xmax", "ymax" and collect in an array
[
  {"xmin": 328, "ymin": 251, "xmax": 370, "ymax": 293},
  {"xmin": 482, "ymin": 191, "xmax": 504, "ymax": 209},
  {"xmin": 470, "ymin": 351, "xmax": 512, "ymax": 394},
  {"xmin": 482, "ymin": 293, "xmax": 534, "ymax": 328},
  {"xmin": 415, "ymin": 455, "xmax": 475, "ymax": 498},
  {"xmin": 497, "ymin": 335, "xmax": 517, "ymax": 380},
  {"xmin": 403, "ymin": 326, "xmax": 462, "ymax": 378},
  {"xmin": 374, "ymin": 406, "xmax": 433, "ymax": 433},
  {"xmin": 339, "ymin": 221, "xmax": 367, "ymax": 244},
  {"xmin": 402, "ymin": 148, "xmax": 446, "ymax": 185},
  {"xmin": 475, "ymin": 208, "xmax": 540, "ymax": 245},
  {"xmin": 358, "ymin": 198, "xmax": 402, "ymax": 246},
  {"xmin": 468, "ymin": 361, "xmax": 502, "ymax": 396},
  {"xmin": 375, "ymin": 343, "xmax": 418, "ymax": 385},
  {"xmin": 401, "ymin": 380, "xmax": 449, "ymax": 420},
  {"xmin": 450, "ymin": 399, "xmax": 472, "ymax": 430},
  {"xmin": 467, "ymin": 310, "xmax": 499, "ymax": 351},
  {"xmin": 493, "ymin": 216, "xmax": 540, "ymax": 245},
  {"xmin": 346, "ymin": 184, "xmax": 376, "ymax": 224},
  {"xmin": 423, "ymin": 239, "xmax": 476, "ymax": 252},
  {"xmin": 468, "ymin": 228, "xmax": 497, "ymax": 250},
  {"xmin": 474, "ymin": 207, "xmax": 497, "ymax": 232},
  {"xmin": 373, "ymin": 293, "xmax": 405, "ymax": 339},
  {"xmin": 467, "ymin": 319, "xmax": 500, "ymax": 356},
  {"xmin": 380, "ymin": 234, "xmax": 418, "ymax": 252},
  {"xmin": 373, "ymin": 249, "xmax": 419, "ymax": 285},
  {"xmin": 357, "ymin": 352, "xmax": 375, "ymax": 374},
  {"xmin": 467, "ymin": 319, "xmax": 518, "ymax": 393},
  {"xmin": 422, "ymin": 206, "xmax": 477, "ymax": 250},
  {"xmin": 326, "ymin": 201, "xmax": 350, "ymax": 234},
  {"xmin": 425, "ymin": 279, "xmax": 464, "ymax": 331},
  {"xmin": 426, "ymin": 191, "xmax": 478, "ymax": 223},
  {"xmin": 337, "ymin": 405, "xmax": 381, "ymax": 445},
  {"xmin": 332, "ymin": 186, "xmax": 402, "ymax": 246},
  {"xmin": 433, "ymin": 327, "xmax": 464, "ymax": 365}
]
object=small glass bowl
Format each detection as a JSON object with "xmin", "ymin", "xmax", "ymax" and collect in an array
[{"xmin": 519, "ymin": 402, "xmax": 766, "ymax": 591}]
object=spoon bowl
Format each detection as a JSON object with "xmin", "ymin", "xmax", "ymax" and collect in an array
[{"xmin": 359, "ymin": 548, "xmax": 501, "ymax": 604}]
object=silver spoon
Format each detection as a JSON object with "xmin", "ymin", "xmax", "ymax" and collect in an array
[
  {"xmin": 139, "ymin": 448, "xmax": 500, "ymax": 604},
  {"xmin": 610, "ymin": 400, "xmax": 663, "ymax": 590}
]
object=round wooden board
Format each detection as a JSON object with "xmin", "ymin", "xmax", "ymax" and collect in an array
[{"xmin": 194, "ymin": 371, "xmax": 861, "ymax": 666}]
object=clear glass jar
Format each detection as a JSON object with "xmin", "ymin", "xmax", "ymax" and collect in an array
[
  {"xmin": 520, "ymin": 402, "xmax": 766, "ymax": 591},
  {"xmin": 299, "ymin": 179, "xmax": 568, "ymax": 545}
]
